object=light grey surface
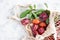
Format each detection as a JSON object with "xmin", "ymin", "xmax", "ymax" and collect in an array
[{"xmin": 0, "ymin": 0, "xmax": 60, "ymax": 40}]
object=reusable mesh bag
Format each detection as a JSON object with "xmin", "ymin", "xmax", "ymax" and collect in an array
[
  {"xmin": 53, "ymin": 11, "xmax": 60, "ymax": 40},
  {"xmin": 8, "ymin": 5, "xmax": 57, "ymax": 40},
  {"xmin": 21, "ymin": 11, "xmax": 56, "ymax": 40}
]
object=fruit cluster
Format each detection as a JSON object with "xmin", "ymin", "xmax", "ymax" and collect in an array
[
  {"xmin": 21, "ymin": 11, "xmax": 50, "ymax": 37},
  {"xmin": 20, "ymin": 5, "xmax": 50, "ymax": 37}
]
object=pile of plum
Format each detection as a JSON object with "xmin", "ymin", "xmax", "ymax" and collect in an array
[{"xmin": 21, "ymin": 10, "xmax": 50, "ymax": 37}]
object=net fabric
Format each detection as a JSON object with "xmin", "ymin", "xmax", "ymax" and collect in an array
[
  {"xmin": 53, "ymin": 11, "xmax": 60, "ymax": 40},
  {"xmin": 8, "ymin": 5, "xmax": 57, "ymax": 40},
  {"xmin": 21, "ymin": 11, "xmax": 56, "ymax": 40}
]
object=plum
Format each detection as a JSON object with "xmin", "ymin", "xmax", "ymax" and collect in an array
[
  {"xmin": 32, "ymin": 19, "xmax": 40, "ymax": 24},
  {"xmin": 21, "ymin": 18, "xmax": 30, "ymax": 25},
  {"xmin": 38, "ymin": 27, "xmax": 45, "ymax": 35},
  {"xmin": 39, "ymin": 22, "xmax": 46, "ymax": 28},
  {"xmin": 39, "ymin": 12, "xmax": 48, "ymax": 21},
  {"xmin": 31, "ymin": 24, "xmax": 39, "ymax": 37},
  {"xmin": 32, "ymin": 30, "xmax": 38, "ymax": 37},
  {"xmin": 31, "ymin": 24, "xmax": 38, "ymax": 31}
]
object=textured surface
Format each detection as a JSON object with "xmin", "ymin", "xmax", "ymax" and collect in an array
[{"xmin": 0, "ymin": 0, "xmax": 60, "ymax": 40}]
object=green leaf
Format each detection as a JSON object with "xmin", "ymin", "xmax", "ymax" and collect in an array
[
  {"xmin": 20, "ymin": 10, "xmax": 31, "ymax": 18},
  {"xmin": 29, "ymin": 5, "xmax": 33, "ymax": 9},
  {"xmin": 44, "ymin": 3, "xmax": 48, "ymax": 8},
  {"xmin": 36, "ymin": 9, "xmax": 45, "ymax": 15},
  {"xmin": 34, "ymin": 4, "xmax": 36, "ymax": 9},
  {"xmin": 32, "ymin": 12, "xmax": 37, "ymax": 19},
  {"xmin": 28, "ymin": 12, "xmax": 32, "ymax": 20},
  {"xmin": 31, "ymin": 14, "xmax": 35, "ymax": 19},
  {"xmin": 44, "ymin": 10, "xmax": 50, "ymax": 17},
  {"xmin": 29, "ymin": 12, "xmax": 35, "ymax": 20},
  {"xmin": 46, "ymin": 18, "xmax": 49, "ymax": 24}
]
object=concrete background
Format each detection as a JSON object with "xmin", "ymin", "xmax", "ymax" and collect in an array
[{"xmin": 0, "ymin": 0, "xmax": 60, "ymax": 40}]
